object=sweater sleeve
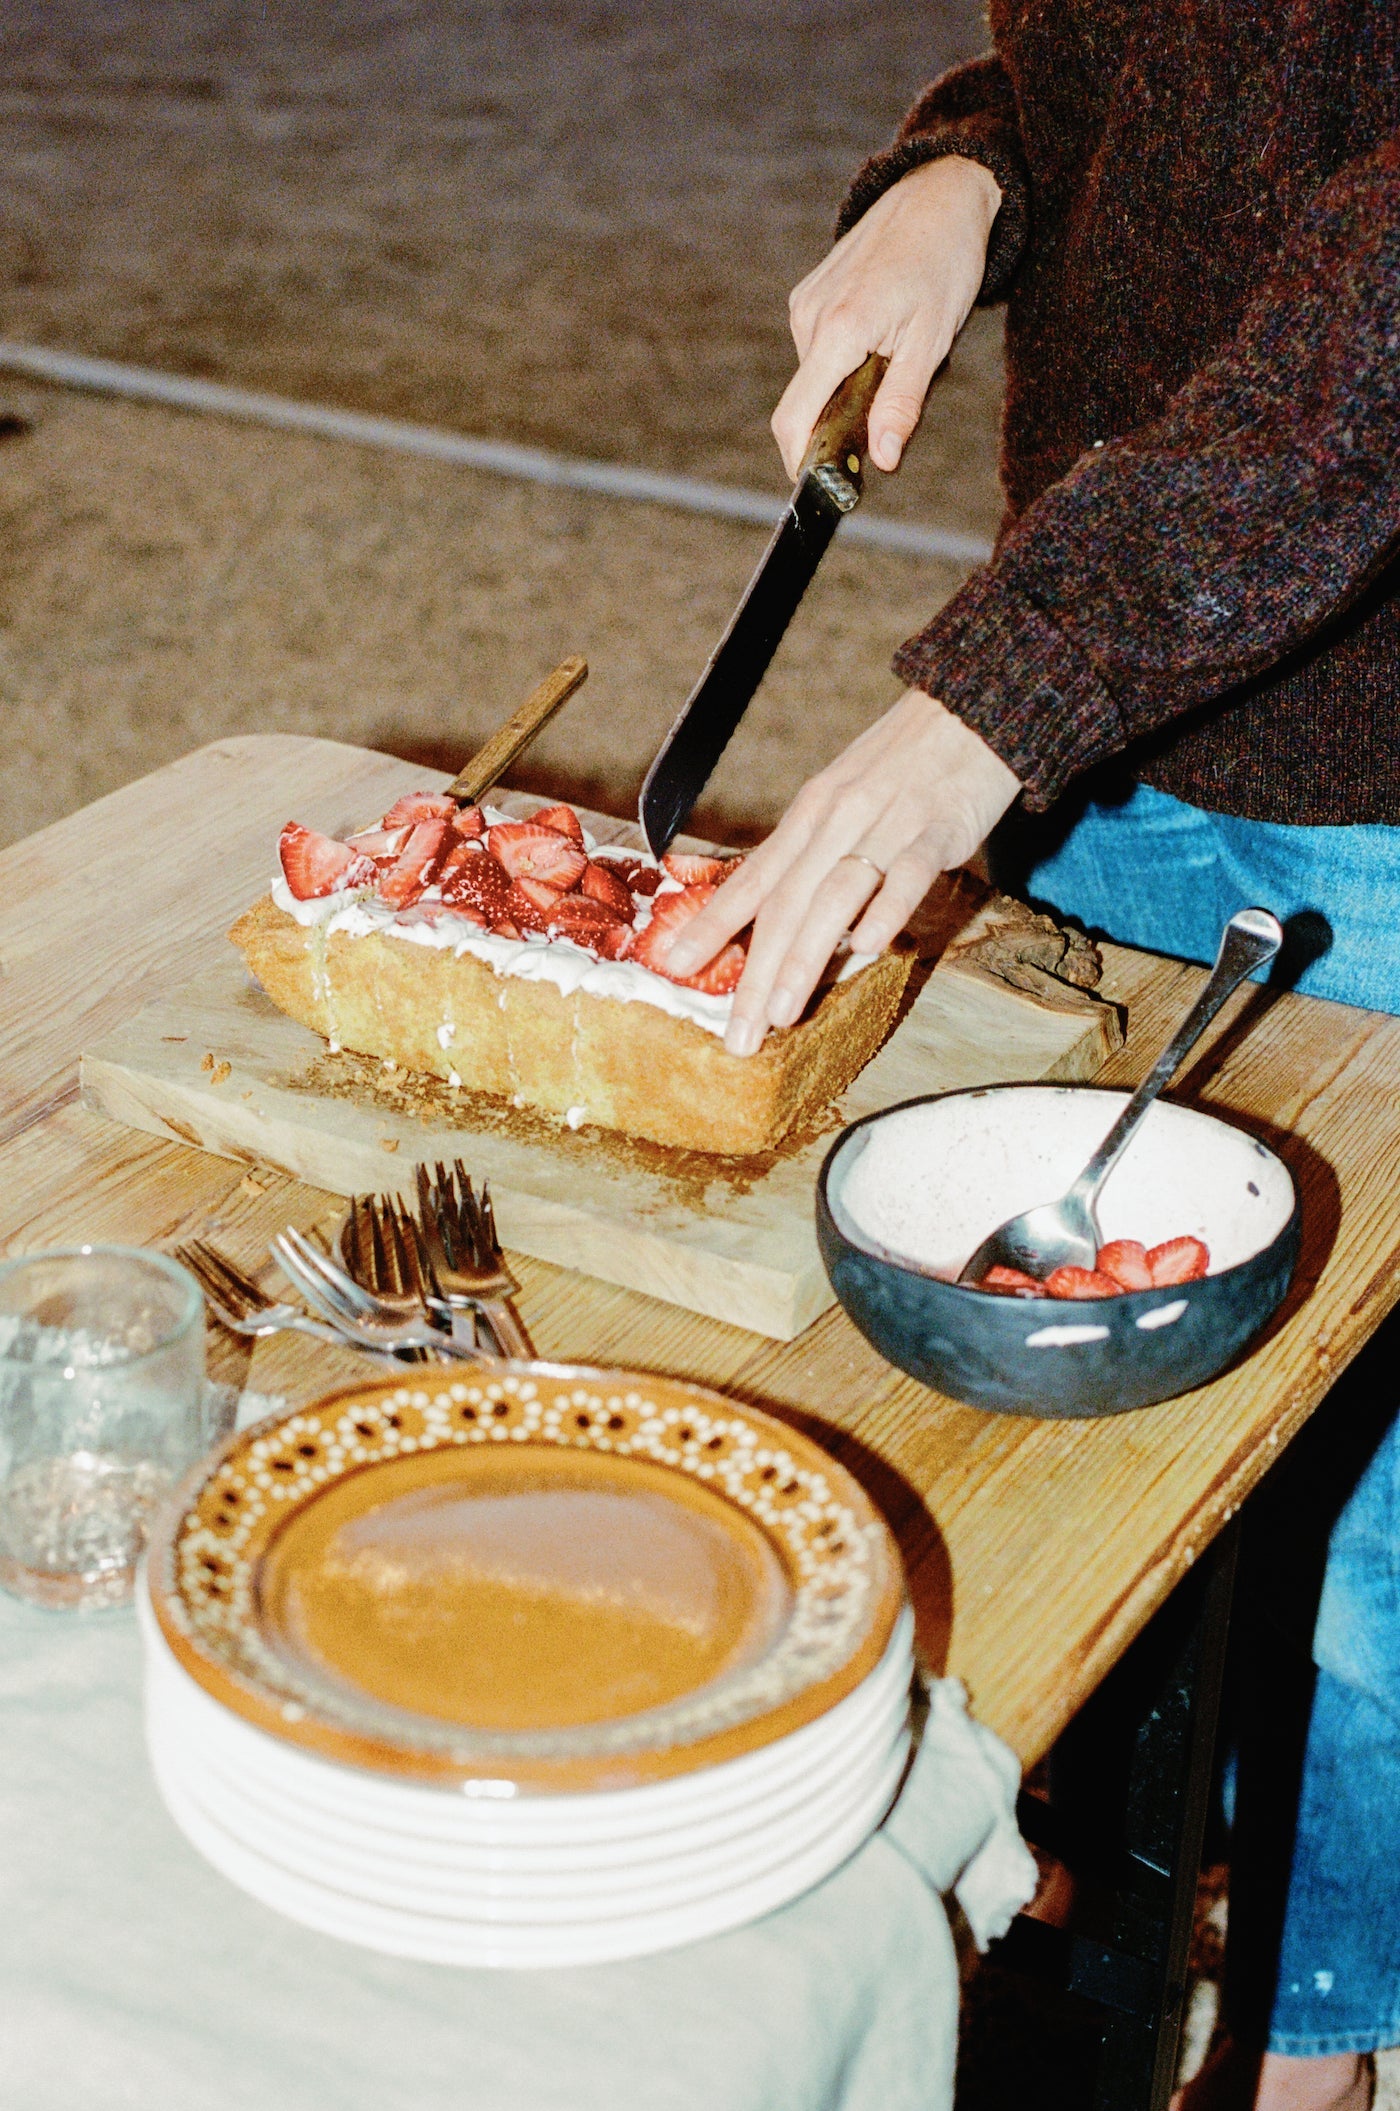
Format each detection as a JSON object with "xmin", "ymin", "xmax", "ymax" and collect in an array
[
  {"xmin": 835, "ymin": 55, "xmax": 1030, "ymax": 303},
  {"xmin": 897, "ymin": 134, "xmax": 1400, "ymax": 811}
]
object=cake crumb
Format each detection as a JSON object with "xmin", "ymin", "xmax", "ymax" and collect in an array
[
  {"xmin": 380, "ymin": 1137, "xmax": 400, "ymax": 1152},
  {"xmin": 200, "ymin": 1051, "xmax": 215, "ymax": 1071},
  {"xmin": 238, "ymin": 1172, "xmax": 268, "ymax": 1196},
  {"xmin": 209, "ymin": 1060, "xmax": 231, "ymax": 1085}
]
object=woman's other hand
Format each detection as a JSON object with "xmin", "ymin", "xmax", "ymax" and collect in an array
[
  {"xmin": 665, "ymin": 691, "xmax": 1021, "ymax": 1057},
  {"xmin": 771, "ymin": 155, "xmax": 1002, "ymax": 481}
]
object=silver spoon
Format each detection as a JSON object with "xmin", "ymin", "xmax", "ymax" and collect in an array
[{"xmin": 958, "ymin": 906, "xmax": 1283, "ymax": 1286}]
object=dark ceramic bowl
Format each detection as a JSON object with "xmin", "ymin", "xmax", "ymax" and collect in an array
[{"xmin": 817, "ymin": 1085, "xmax": 1300, "ymax": 1419}]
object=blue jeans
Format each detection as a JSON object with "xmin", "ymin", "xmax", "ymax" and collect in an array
[{"xmin": 994, "ymin": 780, "xmax": 1400, "ymax": 2055}]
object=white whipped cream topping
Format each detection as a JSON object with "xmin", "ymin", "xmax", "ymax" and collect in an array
[{"xmin": 268, "ymin": 805, "xmax": 874, "ymax": 1039}]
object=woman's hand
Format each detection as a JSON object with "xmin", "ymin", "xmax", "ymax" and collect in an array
[
  {"xmin": 772, "ymin": 155, "xmax": 1002, "ymax": 480},
  {"xmin": 666, "ymin": 692, "xmax": 1021, "ymax": 1058}
]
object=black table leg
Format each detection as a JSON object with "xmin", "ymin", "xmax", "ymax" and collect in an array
[{"xmin": 989, "ymin": 1520, "xmax": 1239, "ymax": 2109}]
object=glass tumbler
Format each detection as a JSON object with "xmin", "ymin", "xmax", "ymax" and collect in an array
[{"xmin": 0, "ymin": 1247, "xmax": 205, "ymax": 1610}]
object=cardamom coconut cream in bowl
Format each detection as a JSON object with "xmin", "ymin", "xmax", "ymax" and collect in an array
[{"xmin": 816, "ymin": 1085, "xmax": 1300, "ymax": 1419}]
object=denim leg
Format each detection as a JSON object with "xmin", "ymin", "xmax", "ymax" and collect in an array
[
  {"xmin": 993, "ymin": 782, "xmax": 1400, "ymax": 2052},
  {"xmin": 1260, "ymin": 1413, "xmax": 1400, "ymax": 2053},
  {"xmin": 1266, "ymin": 1668, "xmax": 1400, "ymax": 2053},
  {"xmin": 992, "ymin": 782, "xmax": 1233, "ymax": 965}
]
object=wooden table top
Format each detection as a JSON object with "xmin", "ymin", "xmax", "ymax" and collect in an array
[{"xmin": 8, "ymin": 733, "xmax": 1400, "ymax": 1766}]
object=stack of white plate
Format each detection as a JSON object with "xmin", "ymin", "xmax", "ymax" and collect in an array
[{"xmin": 142, "ymin": 1364, "xmax": 913, "ymax": 1968}]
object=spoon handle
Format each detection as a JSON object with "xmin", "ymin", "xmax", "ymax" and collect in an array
[{"xmin": 1071, "ymin": 907, "xmax": 1283, "ymax": 1210}]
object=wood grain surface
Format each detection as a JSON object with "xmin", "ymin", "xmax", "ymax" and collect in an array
[
  {"xmin": 78, "ymin": 773, "xmax": 1119, "ymax": 1339},
  {"xmin": 8, "ymin": 735, "xmax": 1400, "ymax": 1766}
]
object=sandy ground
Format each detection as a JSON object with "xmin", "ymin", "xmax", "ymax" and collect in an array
[
  {"xmin": 0, "ymin": 0, "xmax": 1004, "ymax": 538},
  {"xmin": 0, "ymin": 0, "xmax": 1002, "ymax": 850},
  {"xmin": 0, "ymin": 386, "xmax": 970, "ymax": 850}
]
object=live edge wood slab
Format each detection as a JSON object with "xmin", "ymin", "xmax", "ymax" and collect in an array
[
  {"xmin": 7, "ymin": 734, "xmax": 1400, "ymax": 1768},
  {"xmin": 79, "ymin": 769, "xmax": 1121, "ymax": 1340}
]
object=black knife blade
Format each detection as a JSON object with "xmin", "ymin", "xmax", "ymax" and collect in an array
[{"xmin": 639, "ymin": 353, "xmax": 888, "ymax": 858}]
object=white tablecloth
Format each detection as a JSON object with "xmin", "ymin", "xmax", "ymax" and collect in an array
[{"xmin": 0, "ymin": 1413, "xmax": 1035, "ymax": 2111}]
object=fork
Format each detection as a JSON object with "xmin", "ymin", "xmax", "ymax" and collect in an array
[
  {"xmin": 177, "ymin": 1239, "xmax": 418, "ymax": 1358},
  {"xmin": 339, "ymin": 1193, "xmax": 467, "ymax": 1361},
  {"xmin": 415, "ymin": 1161, "xmax": 536, "ymax": 1359},
  {"xmin": 271, "ymin": 1225, "xmax": 480, "ymax": 1362}
]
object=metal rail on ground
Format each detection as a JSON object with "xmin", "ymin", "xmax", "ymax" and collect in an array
[{"xmin": 0, "ymin": 339, "xmax": 994, "ymax": 568}]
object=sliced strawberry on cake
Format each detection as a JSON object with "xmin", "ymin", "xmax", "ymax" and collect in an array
[
  {"xmin": 631, "ymin": 884, "xmax": 748, "ymax": 995},
  {"xmin": 506, "ymin": 875, "xmax": 565, "ymax": 933},
  {"xmin": 376, "ymin": 818, "xmax": 455, "ymax": 909},
  {"xmin": 579, "ymin": 860, "xmax": 636, "ymax": 919},
  {"xmin": 530, "ymin": 803, "xmax": 586, "ymax": 847},
  {"xmin": 440, "ymin": 847, "xmax": 512, "ymax": 926},
  {"xmin": 548, "ymin": 894, "xmax": 630, "ymax": 954},
  {"xmin": 487, "ymin": 821, "xmax": 588, "ymax": 893},
  {"xmin": 660, "ymin": 851, "xmax": 737, "ymax": 887},
  {"xmin": 278, "ymin": 822, "xmax": 373, "ymax": 901},
  {"xmin": 344, "ymin": 824, "xmax": 411, "ymax": 864},
  {"xmin": 592, "ymin": 851, "xmax": 664, "ymax": 897},
  {"xmin": 380, "ymin": 792, "xmax": 459, "ymax": 829}
]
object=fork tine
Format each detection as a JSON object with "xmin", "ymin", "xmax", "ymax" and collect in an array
[
  {"xmin": 400, "ymin": 1202, "xmax": 444, "ymax": 1301},
  {"xmin": 480, "ymin": 1182, "xmax": 500, "ymax": 1261},
  {"xmin": 460, "ymin": 1174, "xmax": 493, "ymax": 1269},
  {"xmin": 348, "ymin": 1197, "xmax": 374, "ymax": 1289},
  {"xmin": 387, "ymin": 1198, "xmax": 421, "ymax": 1296},
  {"xmin": 369, "ymin": 1196, "xmax": 404, "ymax": 1295},
  {"xmin": 180, "ymin": 1240, "xmax": 260, "ymax": 1317},
  {"xmin": 175, "ymin": 1243, "xmax": 228, "ymax": 1313},
  {"xmin": 433, "ymin": 1160, "xmax": 464, "ymax": 1271}
]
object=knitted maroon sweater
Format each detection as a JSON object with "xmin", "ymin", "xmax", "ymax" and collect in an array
[{"xmin": 838, "ymin": 4, "xmax": 1400, "ymax": 824}]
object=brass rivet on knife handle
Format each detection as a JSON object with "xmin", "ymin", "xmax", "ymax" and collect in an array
[
  {"xmin": 447, "ymin": 656, "xmax": 588, "ymax": 806},
  {"xmin": 797, "ymin": 352, "xmax": 889, "ymax": 514}
]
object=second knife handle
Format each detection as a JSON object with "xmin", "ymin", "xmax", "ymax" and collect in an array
[
  {"xmin": 797, "ymin": 352, "xmax": 890, "ymax": 505},
  {"xmin": 448, "ymin": 655, "xmax": 588, "ymax": 806}
]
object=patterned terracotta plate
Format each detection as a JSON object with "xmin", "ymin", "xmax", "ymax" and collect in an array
[{"xmin": 147, "ymin": 1364, "xmax": 904, "ymax": 1791}]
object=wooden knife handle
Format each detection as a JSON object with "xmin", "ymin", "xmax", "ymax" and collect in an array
[
  {"xmin": 448, "ymin": 655, "xmax": 588, "ymax": 805},
  {"xmin": 798, "ymin": 352, "xmax": 890, "ymax": 493}
]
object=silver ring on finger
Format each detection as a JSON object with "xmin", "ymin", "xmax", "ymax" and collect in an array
[{"xmin": 838, "ymin": 851, "xmax": 886, "ymax": 892}]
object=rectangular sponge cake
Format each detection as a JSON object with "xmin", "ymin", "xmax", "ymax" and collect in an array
[{"xmin": 228, "ymin": 893, "xmax": 913, "ymax": 1158}]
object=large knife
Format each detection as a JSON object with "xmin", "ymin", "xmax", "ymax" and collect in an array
[{"xmin": 639, "ymin": 352, "xmax": 889, "ymax": 858}]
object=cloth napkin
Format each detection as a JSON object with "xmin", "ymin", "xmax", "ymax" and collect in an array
[{"xmin": 0, "ymin": 1391, "xmax": 1036, "ymax": 2111}]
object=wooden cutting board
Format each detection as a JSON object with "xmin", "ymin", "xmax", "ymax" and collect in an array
[{"xmin": 80, "ymin": 802, "xmax": 1123, "ymax": 1340}]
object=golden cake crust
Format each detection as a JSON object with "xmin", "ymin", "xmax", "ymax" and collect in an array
[{"xmin": 229, "ymin": 895, "xmax": 913, "ymax": 1156}]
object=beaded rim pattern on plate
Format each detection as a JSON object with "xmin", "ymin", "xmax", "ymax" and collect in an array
[{"xmin": 147, "ymin": 1364, "xmax": 904, "ymax": 1792}]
